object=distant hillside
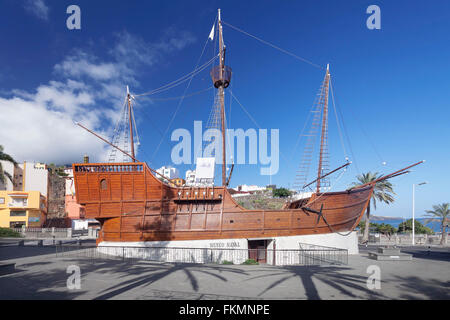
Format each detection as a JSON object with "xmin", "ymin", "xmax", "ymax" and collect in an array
[{"xmin": 370, "ymin": 215, "xmax": 403, "ymax": 221}]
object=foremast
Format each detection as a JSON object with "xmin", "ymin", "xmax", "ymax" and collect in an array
[{"xmin": 316, "ymin": 64, "xmax": 330, "ymax": 193}]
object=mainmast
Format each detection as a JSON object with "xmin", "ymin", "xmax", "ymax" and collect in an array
[
  {"xmin": 127, "ymin": 85, "xmax": 136, "ymax": 162},
  {"xmin": 211, "ymin": 8, "xmax": 232, "ymax": 186},
  {"xmin": 316, "ymin": 64, "xmax": 330, "ymax": 193}
]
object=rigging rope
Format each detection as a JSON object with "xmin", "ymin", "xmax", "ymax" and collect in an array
[
  {"xmin": 150, "ymin": 27, "xmax": 213, "ymax": 161},
  {"xmin": 107, "ymin": 96, "xmax": 128, "ymax": 162},
  {"xmin": 230, "ymin": 91, "xmax": 296, "ymax": 171},
  {"xmin": 329, "ymin": 78, "xmax": 348, "ymax": 160},
  {"xmin": 222, "ymin": 21, "xmax": 324, "ymax": 70},
  {"xmin": 134, "ymin": 54, "xmax": 218, "ymax": 97},
  {"xmin": 302, "ymin": 167, "xmax": 358, "ymax": 236},
  {"xmin": 328, "ymin": 78, "xmax": 360, "ymax": 175},
  {"xmin": 142, "ymin": 87, "xmax": 214, "ymax": 101},
  {"xmin": 130, "ymin": 99, "xmax": 140, "ymax": 147},
  {"xmin": 290, "ymin": 104, "xmax": 313, "ymax": 163}
]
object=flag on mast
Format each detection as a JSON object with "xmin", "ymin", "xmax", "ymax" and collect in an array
[{"xmin": 208, "ymin": 23, "xmax": 215, "ymax": 41}]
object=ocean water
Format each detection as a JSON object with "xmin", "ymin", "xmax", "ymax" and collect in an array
[{"xmin": 370, "ymin": 218, "xmax": 443, "ymax": 233}]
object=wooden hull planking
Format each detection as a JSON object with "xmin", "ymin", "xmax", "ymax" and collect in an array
[{"xmin": 73, "ymin": 162, "xmax": 373, "ymax": 243}]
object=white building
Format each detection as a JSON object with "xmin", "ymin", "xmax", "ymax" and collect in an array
[
  {"xmin": 235, "ymin": 184, "xmax": 266, "ymax": 193},
  {"xmin": 156, "ymin": 166, "xmax": 180, "ymax": 180},
  {"xmin": 185, "ymin": 169, "xmax": 196, "ymax": 186},
  {"xmin": 23, "ymin": 162, "xmax": 48, "ymax": 196},
  {"xmin": 64, "ymin": 168, "xmax": 75, "ymax": 196},
  {"xmin": 0, "ymin": 161, "xmax": 48, "ymax": 195}
]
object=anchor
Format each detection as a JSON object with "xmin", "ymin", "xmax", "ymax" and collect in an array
[{"xmin": 303, "ymin": 204, "xmax": 329, "ymax": 227}]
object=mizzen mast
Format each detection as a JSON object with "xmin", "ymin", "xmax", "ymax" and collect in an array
[{"xmin": 127, "ymin": 85, "xmax": 136, "ymax": 162}]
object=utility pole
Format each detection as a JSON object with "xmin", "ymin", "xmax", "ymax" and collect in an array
[{"xmin": 412, "ymin": 181, "xmax": 427, "ymax": 245}]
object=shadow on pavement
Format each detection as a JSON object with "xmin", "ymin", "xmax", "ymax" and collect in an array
[{"xmin": 245, "ymin": 265, "xmax": 385, "ymax": 300}]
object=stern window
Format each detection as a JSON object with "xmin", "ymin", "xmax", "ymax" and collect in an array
[{"xmin": 100, "ymin": 179, "xmax": 108, "ymax": 190}]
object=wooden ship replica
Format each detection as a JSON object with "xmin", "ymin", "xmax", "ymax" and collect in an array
[{"xmin": 73, "ymin": 10, "xmax": 422, "ymax": 246}]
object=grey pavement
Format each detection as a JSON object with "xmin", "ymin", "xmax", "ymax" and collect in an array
[{"xmin": 0, "ymin": 244, "xmax": 448, "ymax": 300}]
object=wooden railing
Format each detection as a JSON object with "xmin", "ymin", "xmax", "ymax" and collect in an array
[{"xmin": 74, "ymin": 163, "xmax": 144, "ymax": 173}]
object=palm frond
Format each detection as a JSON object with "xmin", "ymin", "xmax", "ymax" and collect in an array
[{"xmin": 351, "ymin": 171, "xmax": 396, "ymax": 212}]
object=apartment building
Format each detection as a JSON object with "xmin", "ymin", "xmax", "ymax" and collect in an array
[{"xmin": 0, "ymin": 190, "xmax": 47, "ymax": 228}]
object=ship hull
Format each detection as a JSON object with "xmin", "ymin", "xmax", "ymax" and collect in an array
[{"xmin": 73, "ymin": 162, "xmax": 373, "ymax": 243}]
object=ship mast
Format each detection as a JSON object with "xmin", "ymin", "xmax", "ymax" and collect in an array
[
  {"xmin": 127, "ymin": 85, "xmax": 136, "ymax": 162},
  {"xmin": 316, "ymin": 64, "xmax": 330, "ymax": 193},
  {"xmin": 210, "ymin": 8, "xmax": 231, "ymax": 186},
  {"xmin": 219, "ymin": 9, "xmax": 226, "ymax": 186}
]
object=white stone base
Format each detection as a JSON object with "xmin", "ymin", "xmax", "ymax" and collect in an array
[
  {"xmin": 271, "ymin": 231, "xmax": 359, "ymax": 255},
  {"xmin": 98, "ymin": 238, "xmax": 249, "ymax": 264},
  {"xmin": 97, "ymin": 231, "xmax": 358, "ymax": 265}
]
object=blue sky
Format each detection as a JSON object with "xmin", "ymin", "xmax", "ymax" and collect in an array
[{"xmin": 0, "ymin": 0, "xmax": 449, "ymax": 219}]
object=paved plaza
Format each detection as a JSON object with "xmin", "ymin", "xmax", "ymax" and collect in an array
[{"xmin": 0, "ymin": 241, "xmax": 448, "ymax": 300}]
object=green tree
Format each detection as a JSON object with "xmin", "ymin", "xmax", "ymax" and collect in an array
[
  {"xmin": 351, "ymin": 172, "xmax": 395, "ymax": 243},
  {"xmin": 47, "ymin": 163, "xmax": 68, "ymax": 177},
  {"xmin": 0, "ymin": 145, "xmax": 18, "ymax": 186},
  {"xmin": 358, "ymin": 221, "xmax": 397, "ymax": 237},
  {"xmin": 272, "ymin": 187, "xmax": 292, "ymax": 198},
  {"xmin": 376, "ymin": 223, "xmax": 397, "ymax": 237},
  {"xmin": 424, "ymin": 203, "xmax": 449, "ymax": 245},
  {"xmin": 398, "ymin": 219, "xmax": 434, "ymax": 235}
]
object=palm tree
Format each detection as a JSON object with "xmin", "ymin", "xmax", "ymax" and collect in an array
[
  {"xmin": 425, "ymin": 203, "xmax": 449, "ymax": 245},
  {"xmin": 0, "ymin": 145, "xmax": 18, "ymax": 186},
  {"xmin": 351, "ymin": 172, "xmax": 396, "ymax": 243}
]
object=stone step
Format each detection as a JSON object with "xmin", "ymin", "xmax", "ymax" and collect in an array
[
  {"xmin": 368, "ymin": 251, "xmax": 412, "ymax": 261},
  {"xmin": 377, "ymin": 247, "xmax": 401, "ymax": 255}
]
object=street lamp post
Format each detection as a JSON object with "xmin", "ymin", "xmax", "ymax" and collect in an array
[{"xmin": 412, "ymin": 181, "xmax": 427, "ymax": 245}]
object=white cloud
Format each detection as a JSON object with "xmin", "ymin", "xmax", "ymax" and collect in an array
[
  {"xmin": 1, "ymin": 29, "xmax": 196, "ymax": 165},
  {"xmin": 0, "ymin": 83, "xmax": 107, "ymax": 164},
  {"xmin": 23, "ymin": 0, "xmax": 49, "ymax": 21},
  {"xmin": 112, "ymin": 30, "xmax": 197, "ymax": 68},
  {"xmin": 54, "ymin": 53, "xmax": 120, "ymax": 82}
]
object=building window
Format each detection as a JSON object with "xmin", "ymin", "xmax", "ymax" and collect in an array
[
  {"xmin": 10, "ymin": 221, "xmax": 25, "ymax": 228},
  {"xmin": 9, "ymin": 197, "xmax": 27, "ymax": 207},
  {"xmin": 100, "ymin": 179, "xmax": 108, "ymax": 190},
  {"xmin": 10, "ymin": 210, "xmax": 26, "ymax": 216},
  {"xmin": 0, "ymin": 197, "xmax": 4, "ymax": 204}
]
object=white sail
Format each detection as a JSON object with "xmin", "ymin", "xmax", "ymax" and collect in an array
[{"xmin": 208, "ymin": 23, "xmax": 215, "ymax": 40}]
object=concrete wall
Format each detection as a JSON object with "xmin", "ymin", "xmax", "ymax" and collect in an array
[
  {"xmin": 272, "ymin": 231, "xmax": 359, "ymax": 255},
  {"xmin": 47, "ymin": 171, "xmax": 66, "ymax": 219},
  {"xmin": 98, "ymin": 232, "xmax": 358, "ymax": 264},
  {"xmin": 65, "ymin": 195, "xmax": 83, "ymax": 219},
  {"xmin": 98, "ymin": 238, "xmax": 249, "ymax": 264}
]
